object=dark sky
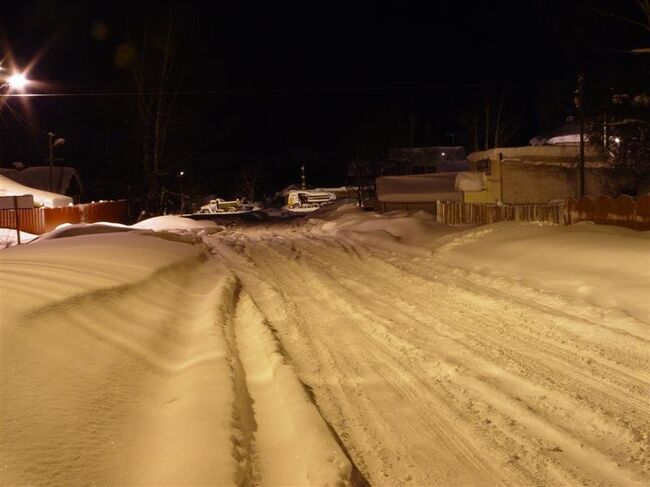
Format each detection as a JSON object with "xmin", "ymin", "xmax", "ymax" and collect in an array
[{"xmin": 0, "ymin": 0, "xmax": 647, "ymax": 199}]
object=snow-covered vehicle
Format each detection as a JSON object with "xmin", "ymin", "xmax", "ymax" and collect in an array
[
  {"xmin": 285, "ymin": 190, "xmax": 336, "ymax": 210},
  {"xmin": 198, "ymin": 198, "xmax": 244, "ymax": 214}
]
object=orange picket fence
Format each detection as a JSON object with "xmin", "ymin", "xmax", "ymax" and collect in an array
[
  {"xmin": 0, "ymin": 200, "xmax": 129, "ymax": 235},
  {"xmin": 565, "ymin": 195, "xmax": 650, "ymax": 230},
  {"xmin": 436, "ymin": 201, "xmax": 563, "ymax": 225}
]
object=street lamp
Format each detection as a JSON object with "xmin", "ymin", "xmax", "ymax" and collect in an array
[
  {"xmin": 178, "ymin": 170, "xmax": 185, "ymax": 214},
  {"xmin": 0, "ymin": 72, "xmax": 29, "ymax": 91},
  {"xmin": 7, "ymin": 73, "xmax": 28, "ymax": 90}
]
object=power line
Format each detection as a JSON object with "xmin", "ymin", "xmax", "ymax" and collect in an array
[{"xmin": 0, "ymin": 80, "xmax": 570, "ymax": 98}]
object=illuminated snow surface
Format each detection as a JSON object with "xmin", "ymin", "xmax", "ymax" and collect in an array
[{"xmin": 1, "ymin": 205, "xmax": 648, "ymax": 486}]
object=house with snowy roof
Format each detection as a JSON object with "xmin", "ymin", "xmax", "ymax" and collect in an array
[
  {"xmin": 0, "ymin": 166, "xmax": 83, "ymax": 203},
  {"xmin": 461, "ymin": 145, "xmax": 622, "ymax": 204}
]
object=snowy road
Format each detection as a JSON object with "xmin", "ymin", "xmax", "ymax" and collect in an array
[
  {"xmin": 1, "ymin": 212, "xmax": 648, "ymax": 486},
  {"xmin": 207, "ymin": 222, "xmax": 649, "ymax": 486}
]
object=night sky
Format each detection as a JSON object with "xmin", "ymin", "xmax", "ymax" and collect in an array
[{"xmin": 1, "ymin": 0, "xmax": 646, "ymax": 203}]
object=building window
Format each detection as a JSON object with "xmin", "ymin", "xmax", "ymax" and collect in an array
[{"xmin": 476, "ymin": 159, "xmax": 492, "ymax": 176}]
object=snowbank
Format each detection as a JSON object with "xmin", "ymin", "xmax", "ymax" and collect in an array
[
  {"xmin": 1, "ymin": 223, "xmax": 353, "ymax": 486},
  {"xmin": 31, "ymin": 222, "xmax": 134, "ymax": 242},
  {"xmin": 1, "ymin": 203, "xmax": 648, "ymax": 485},
  {"xmin": 435, "ymin": 221, "xmax": 650, "ymax": 324},
  {"xmin": 1, "ymin": 230, "xmax": 206, "ymax": 321},
  {"xmin": 0, "ymin": 217, "xmax": 219, "ymax": 248},
  {"xmin": 316, "ymin": 206, "xmax": 461, "ymax": 251},
  {"xmin": 133, "ymin": 215, "xmax": 218, "ymax": 231},
  {"xmin": 315, "ymin": 207, "xmax": 649, "ymax": 324},
  {"xmin": 0, "ymin": 174, "xmax": 73, "ymax": 207},
  {"xmin": 0, "ymin": 230, "xmax": 245, "ymax": 485},
  {"xmin": 455, "ymin": 171, "xmax": 486, "ymax": 191}
]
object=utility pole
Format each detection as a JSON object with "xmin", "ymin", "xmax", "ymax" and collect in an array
[
  {"xmin": 48, "ymin": 132, "xmax": 54, "ymax": 192},
  {"xmin": 575, "ymin": 74, "xmax": 586, "ymax": 197},
  {"xmin": 301, "ymin": 163, "xmax": 306, "ymax": 190},
  {"xmin": 178, "ymin": 171, "xmax": 185, "ymax": 214}
]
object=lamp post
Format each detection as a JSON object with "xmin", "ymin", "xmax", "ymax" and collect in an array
[
  {"xmin": 574, "ymin": 74, "xmax": 586, "ymax": 198},
  {"xmin": 178, "ymin": 170, "xmax": 185, "ymax": 214}
]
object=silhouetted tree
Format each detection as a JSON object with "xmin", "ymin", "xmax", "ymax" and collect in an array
[
  {"xmin": 463, "ymin": 88, "xmax": 519, "ymax": 152},
  {"xmin": 125, "ymin": 4, "xmax": 195, "ymax": 214}
]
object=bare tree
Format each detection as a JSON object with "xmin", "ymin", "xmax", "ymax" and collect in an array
[
  {"xmin": 128, "ymin": 5, "xmax": 193, "ymax": 214},
  {"xmin": 584, "ymin": 0, "xmax": 650, "ymax": 192},
  {"xmin": 237, "ymin": 164, "xmax": 262, "ymax": 203},
  {"xmin": 463, "ymin": 88, "xmax": 518, "ymax": 152}
]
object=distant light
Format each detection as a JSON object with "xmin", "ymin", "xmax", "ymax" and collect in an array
[
  {"xmin": 7, "ymin": 73, "xmax": 28, "ymax": 90},
  {"xmin": 179, "ymin": 171, "xmax": 185, "ymax": 176},
  {"xmin": 441, "ymin": 152, "xmax": 446, "ymax": 156},
  {"xmin": 614, "ymin": 137, "xmax": 621, "ymax": 144}
]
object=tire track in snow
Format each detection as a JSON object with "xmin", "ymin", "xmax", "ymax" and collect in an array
[
  {"xmin": 207, "ymin": 230, "xmax": 650, "ymax": 486},
  {"xmin": 293, "ymin": 235, "xmax": 650, "ymax": 483},
  {"xmin": 232, "ymin": 289, "xmax": 355, "ymax": 486},
  {"xmin": 213, "ymin": 235, "xmax": 516, "ymax": 486}
]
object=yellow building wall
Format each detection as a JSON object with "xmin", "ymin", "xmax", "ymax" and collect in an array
[
  {"xmin": 463, "ymin": 157, "xmax": 502, "ymax": 203},
  {"xmin": 465, "ymin": 145, "xmax": 607, "ymax": 204}
]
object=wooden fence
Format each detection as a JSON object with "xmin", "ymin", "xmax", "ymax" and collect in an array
[
  {"xmin": 565, "ymin": 195, "xmax": 650, "ymax": 230},
  {"xmin": 436, "ymin": 196, "xmax": 650, "ymax": 230},
  {"xmin": 0, "ymin": 200, "xmax": 128, "ymax": 235},
  {"xmin": 436, "ymin": 201, "xmax": 563, "ymax": 226}
]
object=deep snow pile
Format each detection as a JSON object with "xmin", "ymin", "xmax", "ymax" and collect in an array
[
  {"xmin": 1, "ymin": 205, "xmax": 648, "ymax": 486},
  {"xmin": 435, "ymin": 221, "xmax": 650, "ymax": 325},
  {"xmin": 0, "ymin": 222, "xmax": 351, "ymax": 486},
  {"xmin": 312, "ymin": 205, "xmax": 649, "ymax": 325},
  {"xmin": 308, "ymin": 205, "xmax": 462, "ymax": 254},
  {"xmin": 209, "ymin": 206, "xmax": 649, "ymax": 486},
  {"xmin": 132, "ymin": 215, "xmax": 219, "ymax": 231}
]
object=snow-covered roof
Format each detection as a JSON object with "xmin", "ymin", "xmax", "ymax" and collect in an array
[
  {"xmin": 529, "ymin": 123, "xmax": 582, "ymax": 146},
  {"xmin": 0, "ymin": 166, "xmax": 83, "ymax": 195},
  {"xmin": 0, "ymin": 174, "xmax": 73, "ymax": 208},
  {"xmin": 468, "ymin": 145, "xmax": 604, "ymax": 165}
]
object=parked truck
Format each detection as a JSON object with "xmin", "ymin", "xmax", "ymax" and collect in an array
[
  {"xmin": 199, "ymin": 198, "xmax": 250, "ymax": 213},
  {"xmin": 285, "ymin": 190, "xmax": 336, "ymax": 211}
]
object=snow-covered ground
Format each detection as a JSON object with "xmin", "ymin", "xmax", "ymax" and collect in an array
[{"xmin": 1, "ymin": 207, "xmax": 648, "ymax": 486}]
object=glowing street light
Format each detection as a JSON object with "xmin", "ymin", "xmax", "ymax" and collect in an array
[
  {"xmin": 1, "ymin": 71, "xmax": 30, "ymax": 91},
  {"xmin": 6, "ymin": 72, "xmax": 28, "ymax": 90}
]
